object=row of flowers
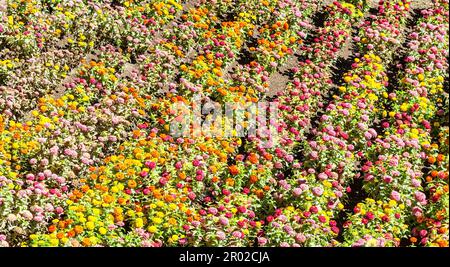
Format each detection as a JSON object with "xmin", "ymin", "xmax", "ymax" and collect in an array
[{"xmin": 344, "ymin": 1, "xmax": 449, "ymax": 247}]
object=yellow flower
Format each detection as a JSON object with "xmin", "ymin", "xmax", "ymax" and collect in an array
[
  {"xmin": 152, "ymin": 217, "xmax": 163, "ymax": 224},
  {"xmin": 50, "ymin": 238, "xmax": 59, "ymax": 247},
  {"xmin": 135, "ymin": 218, "xmax": 144, "ymax": 228},
  {"xmin": 367, "ymin": 238, "xmax": 377, "ymax": 247},
  {"xmin": 171, "ymin": 235, "xmax": 179, "ymax": 242},
  {"xmin": 388, "ymin": 200, "xmax": 397, "ymax": 207},
  {"xmin": 86, "ymin": 221, "xmax": 95, "ymax": 230},
  {"xmin": 99, "ymin": 227, "xmax": 107, "ymax": 235},
  {"xmin": 400, "ymin": 103, "xmax": 408, "ymax": 112},
  {"xmin": 368, "ymin": 93, "xmax": 378, "ymax": 101},
  {"xmin": 148, "ymin": 225, "xmax": 157, "ymax": 233},
  {"xmin": 89, "ymin": 236, "xmax": 97, "ymax": 245}
]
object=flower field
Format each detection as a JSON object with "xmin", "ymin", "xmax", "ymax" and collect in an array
[{"xmin": 0, "ymin": 0, "xmax": 448, "ymax": 247}]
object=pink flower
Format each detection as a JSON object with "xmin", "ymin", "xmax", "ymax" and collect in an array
[
  {"xmin": 216, "ymin": 231, "xmax": 226, "ymax": 240},
  {"xmin": 49, "ymin": 146, "xmax": 59, "ymax": 155},
  {"xmin": 293, "ymin": 188, "xmax": 302, "ymax": 197},
  {"xmin": 175, "ymin": 161, "xmax": 183, "ymax": 169},
  {"xmin": 232, "ymin": 231, "xmax": 243, "ymax": 238},
  {"xmin": 258, "ymin": 237, "xmax": 268, "ymax": 246},
  {"xmin": 145, "ymin": 161, "xmax": 156, "ymax": 169},
  {"xmin": 312, "ymin": 187, "xmax": 324, "ymax": 196},
  {"xmin": 21, "ymin": 210, "xmax": 33, "ymax": 220},
  {"xmin": 414, "ymin": 191, "xmax": 426, "ymax": 204},
  {"xmin": 411, "ymin": 179, "xmax": 421, "ymax": 187},
  {"xmin": 318, "ymin": 172, "xmax": 327, "ymax": 180},
  {"xmin": 391, "ymin": 191, "xmax": 401, "ymax": 202}
]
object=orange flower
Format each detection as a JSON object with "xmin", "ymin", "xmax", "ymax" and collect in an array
[
  {"xmin": 247, "ymin": 153, "xmax": 259, "ymax": 164},
  {"xmin": 74, "ymin": 225, "xmax": 83, "ymax": 234},
  {"xmin": 410, "ymin": 237, "xmax": 417, "ymax": 243},
  {"xmin": 255, "ymin": 189, "xmax": 264, "ymax": 199},
  {"xmin": 165, "ymin": 195, "xmax": 175, "ymax": 202},
  {"xmin": 428, "ymin": 156, "xmax": 436, "ymax": 164},
  {"xmin": 116, "ymin": 172, "xmax": 125, "ymax": 180},
  {"xmin": 263, "ymin": 153, "xmax": 273, "ymax": 161},
  {"xmin": 229, "ymin": 165, "xmax": 239, "ymax": 176},
  {"xmin": 67, "ymin": 230, "xmax": 76, "ymax": 238},
  {"xmin": 128, "ymin": 180, "xmax": 137, "ymax": 189},
  {"xmin": 103, "ymin": 194, "xmax": 114, "ymax": 204},
  {"xmin": 226, "ymin": 178, "xmax": 235, "ymax": 186},
  {"xmin": 82, "ymin": 237, "xmax": 91, "ymax": 246},
  {"xmin": 58, "ymin": 221, "xmax": 66, "ymax": 229},
  {"xmin": 48, "ymin": 225, "xmax": 57, "ymax": 233},
  {"xmin": 118, "ymin": 197, "xmax": 127, "ymax": 205}
]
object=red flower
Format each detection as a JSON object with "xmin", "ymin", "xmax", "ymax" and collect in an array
[
  {"xmin": 222, "ymin": 189, "xmax": 231, "ymax": 196},
  {"xmin": 238, "ymin": 206, "xmax": 247, "ymax": 213},
  {"xmin": 309, "ymin": 206, "xmax": 318, "ymax": 214},
  {"xmin": 318, "ymin": 215, "xmax": 327, "ymax": 223}
]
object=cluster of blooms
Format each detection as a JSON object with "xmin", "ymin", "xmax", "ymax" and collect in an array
[
  {"xmin": 0, "ymin": 0, "xmax": 448, "ymax": 247},
  {"xmin": 262, "ymin": 0, "xmax": 413, "ymax": 246}
]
